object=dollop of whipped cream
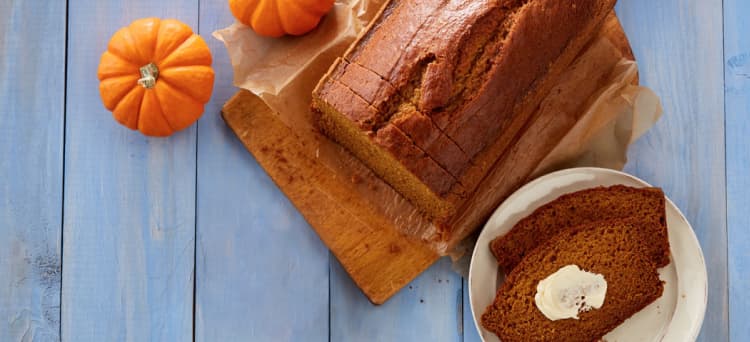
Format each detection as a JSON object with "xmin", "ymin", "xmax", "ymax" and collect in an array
[{"xmin": 534, "ymin": 264, "xmax": 607, "ymax": 321}]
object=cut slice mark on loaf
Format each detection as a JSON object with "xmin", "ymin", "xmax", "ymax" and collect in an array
[
  {"xmin": 314, "ymin": 80, "xmax": 462, "ymax": 218},
  {"xmin": 342, "ymin": 56, "xmax": 478, "ymax": 180},
  {"xmin": 375, "ymin": 55, "xmax": 437, "ymax": 131},
  {"xmin": 440, "ymin": 2, "xmax": 623, "ymax": 215},
  {"xmin": 379, "ymin": 56, "xmax": 477, "ymax": 178},
  {"xmin": 313, "ymin": 0, "xmax": 619, "ymax": 220},
  {"xmin": 343, "ymin": 0, "xmax": 530, "ymax": 155},
  {"xmin": 328, "ymin": 0, "xmax": 540, "ymax": 185},
  {"xmin": 382, "ymin": 0, "xmax": 528, "ymax": 179},
  {"xmin": 371, "ymin": 1, "xmax": 530, "ymax": 146},
  {"xmin": 321, "ymin": 78, "xmax": 461, "ymax": 183},
  {"xmin": 435, "ymin": 31, "xmax": 627, "ymax": 248},
  {"xmin": 338, "ymin": 56, "xmax": 455, "ymax": 146},
  {"xmin": 330, "ymin": 57, "xmax": 476, "ymax": 179},
  {"xmin": 313, "ymin": 60, "xmax": 469, "ymax": 215},
  {"xmin": 328, "ymin": 0, "xmax": 538, "ymax": 177}
]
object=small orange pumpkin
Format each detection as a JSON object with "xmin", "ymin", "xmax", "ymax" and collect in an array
[
  {"xmin": 229, "ymin": 0, "xmax": 335, "ymax": 38},
  {"xmin": 98, "ymin": 18, "xmax": 214, "ymax": 137}
]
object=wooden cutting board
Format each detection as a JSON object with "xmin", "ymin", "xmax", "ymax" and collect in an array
[{"xmin": 222, "ymin": 14, "xmax": 634, "ymax": 304}]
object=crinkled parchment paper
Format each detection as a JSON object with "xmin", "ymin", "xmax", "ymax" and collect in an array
[
  {"xmin": 214, "ymin": 0, "xmax": 662, "ymax": 271},
  {"xmin": 215, "ymin": 0, "xmax": 384, "ymax": 121}
]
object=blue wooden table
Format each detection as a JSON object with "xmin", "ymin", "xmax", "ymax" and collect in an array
[{"xmin": 0, "ymin": 0, "xmax": 744, "ymax": 341}]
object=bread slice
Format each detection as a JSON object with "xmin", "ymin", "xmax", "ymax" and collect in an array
[
  {"xmin": 312, "ymin": 0, "xmax": 618, "ymax": 219},
  {"xmin": 481, "ymin": 218, "xmax": 666, "ymax": 342},
  {"xmin": 490, "ymin": 185, "xmax": 669, "ymax": 273}
]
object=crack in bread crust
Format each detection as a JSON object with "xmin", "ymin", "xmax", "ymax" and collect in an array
[{"xmin": 312, "ymin": 0, "xmax": 619, "ymax": 220}]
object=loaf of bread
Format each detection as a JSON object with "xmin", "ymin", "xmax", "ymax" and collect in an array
[
  {"xmin": 491, "ymin": 185, "xmax": 670, "ymax": 273},
  {"xmin": 312, "ymin": 0, "xmax": 618, "ymax": 219},
  {"xmin": 482, "ymin": 218, "xmax": 667, "ymax": 342}
]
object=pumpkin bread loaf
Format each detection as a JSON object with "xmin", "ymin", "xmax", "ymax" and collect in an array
[
  {"xmin": 481, "ymin": 218, "xmax": 667, "ymax": 342},
  {"xmin": 312, "ymin": 0, "xmax": 618, "ymax": 219},
  {"xmin": 491, "ymin": 185, "xmax": 670, "ymax": 273}
]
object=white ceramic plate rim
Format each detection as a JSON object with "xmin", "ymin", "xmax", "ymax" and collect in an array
[{"xmin": 468, "ymin": 167, "xmax": 708, "ymax": 342}]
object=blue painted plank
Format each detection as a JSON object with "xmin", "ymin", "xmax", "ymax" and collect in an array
[
  {"xmin": 193, "ymin": 2, "xmax": 330, "ymax": 341},
  {"xmin": 61, "ymin": 1, "xmax": 199, "ymax": 340},
  {"xmin": 617, "ymin": 1, "xmax": 728, "ymax": 341},
  {"xmin": 0, "ymin": 1, "xmax": 66, "ymax": 341},
  {"xmin": 723, "ymin": 1, "xmax": 750, "ymax": 341},
  {"xmin": 330, "ymin": 257, "xmax": 462, "ymax": 342}
]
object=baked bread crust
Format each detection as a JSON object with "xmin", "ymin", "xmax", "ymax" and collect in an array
[
  {"xmin": 313, "ymin": 0, "xmax": 618, "ymax": 219},
  {"xmin": 490, "ymin": 185, "xmax": 670, "ymax": 273}
]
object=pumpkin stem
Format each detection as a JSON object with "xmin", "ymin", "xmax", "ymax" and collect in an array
[{"xmin": 137, "ymin": 63, "xmax": 159, "ymax": 89}]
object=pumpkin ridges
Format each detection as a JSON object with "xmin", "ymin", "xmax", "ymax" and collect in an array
[
  {"xmin": 98, "ymin": 52, "xmax": 140, "ymax": 80},
  {"xmin": 153, "ymin": 81, "xmax": 204, "ymax": 131},
  {"xmin": 99, "ymin": 17, "xmax": 213, "ymax": 137},
  {"xmin": 293, "ymin": 0, "xmax": 334, "ymax": 16},
  {"xmin": 229, "ymin": 0, "xmax": 334, "ymax": 37},
  {"xmin": 251, "ymin": 0, "xmax": 285, "ymax": 38},
  {"xmin": 150, "ymin": 90, "xmax": 177, "ymax": 133},
  {"xmin": 107, "ymin": 27, "xmax": 147, "ymax": 66},
  {"xmin": 159, "ymin": 66, "xmax": 215, "ymax": 103},
  {"xmin": 128, "ymin": 18, "xmax": 161, "ymax": 63},
  {"xmin": 138, "ymin": 91, "xmax": 174, "ymax": 137},
  {"xmin": 153, "ymin": 19, "xmax": 195, "ymax": 62},
  {"xmin": 277, "ymin": 1, "xmax": 322, "ymax": 36},
  {"xmin": 158, "ymin": 35, "xmax": 212, "ymax": 69},
  {"xmin": 229, "ymin": 0, "xmax": 260, "ymax": 27},
  {"xmin": 99, "ymin": 75, "xmax": 140, "ymax": 111},
  {"xmin": 112, "ymin": 86, "xmax": 146, "ymax": 130}
]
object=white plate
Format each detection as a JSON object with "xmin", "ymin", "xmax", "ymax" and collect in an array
[{"xmin": 468, "ymin": 167, "xmax": 707, "ymax": 342}]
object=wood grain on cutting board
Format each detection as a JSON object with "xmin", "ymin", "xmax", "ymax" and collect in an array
[
  {"xmin": 223, "ymin": 93, "xmax": 439, "ymax": 304},
  {"xmin": 222, "ymin": 14, "xmax": 633, "ymax": 304}
]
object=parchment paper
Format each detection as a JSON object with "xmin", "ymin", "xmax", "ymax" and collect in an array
[
  {"xmin": 215, "ymin": 0, "xmax": 385, "ymax": 118},
  {"xmin": 214, "ymin": 0, "xmax": 663, "ymax": 265}
]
